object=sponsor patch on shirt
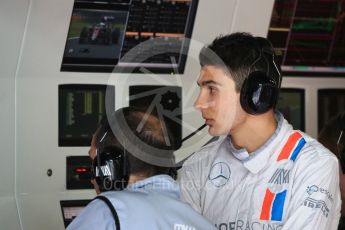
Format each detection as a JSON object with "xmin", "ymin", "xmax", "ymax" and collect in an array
[
  {"xmin": 208, "ymin": 162, "xmax": 231, "ymax": 187},
  {"xmin": 215, "ymin": 220, "xmax": 283, "ymax": 230},
  {"xmin": 306, "ymin": 185, "xmax": 333, "ymax": 202},
  {"xmin": 303, "ymin": 197, "xmax": 330, "ymax": 217},
  {"xmin": 303, "ymin": 185, "xmax": 334, "ymax": 218},
  {"xmin": 260, "ymin": 132, "xmax": 306, "ymax": 221}
]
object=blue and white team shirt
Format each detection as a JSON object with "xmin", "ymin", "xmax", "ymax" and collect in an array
[
  {"xmin": 179, "ymin": 113, "xmax": 341, "ymax": 230},
  {"xmin": 67, "ymin": 175, "xmax": 216, "ymax": 230}
]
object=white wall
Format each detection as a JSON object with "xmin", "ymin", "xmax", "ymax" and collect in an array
[
  {"xmin": 0, "ymin": 0, "xmax": 29, "ymax": 229},
  {"xmin": 2, "ymin": 0, "xmax": 278, "ymax": 229}
]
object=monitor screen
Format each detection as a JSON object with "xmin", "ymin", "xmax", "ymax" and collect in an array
[
  {"xmin": 276, "ymin": 88, "xmax": 305, "ymax": 131},
  {"xmin": 61, "ymin": 0, "xmax": 199, "ymax": 73},
  {"xmin": 318, "ymin": 89, "xmax": 345, "ymax": 132},
  {"xmin": 59, "ymin": 84, "xmax": 115, "ymax": 146},
  {"xmin": 267, "ymin": 0, "xmax": 345, "ymax": 76},
  {"xmin": 66, "ymin": 156, "xmax": 93, "ymax": 190},
  {"xmin": 60, "ymin": 200, "xmax": 91, "ymax": 228}
]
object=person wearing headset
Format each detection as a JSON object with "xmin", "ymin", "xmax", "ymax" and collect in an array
[
  {"xmin": 67, "ymin": 106, "xmax": 216, "ymax": 230},
  {"xmin": 318, "ymin": 112, "xmax": 345, "ymax": 230},
  {"xmin": 178, "ymin": 32, "xmax": 341, "ymax": 229},
  {"xmin": 88, "ymin": 121, "xmax": 106, "ymax": 195}
]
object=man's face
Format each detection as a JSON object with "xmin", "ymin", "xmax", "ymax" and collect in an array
[{"xmin": 194, "ymin": 65, "xmax": 244, "ymax": 136}]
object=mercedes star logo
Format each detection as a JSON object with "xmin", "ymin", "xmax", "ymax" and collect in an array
[{"xmin": 208, "ymin": 162, "xmax": 231, "ymax": 187}]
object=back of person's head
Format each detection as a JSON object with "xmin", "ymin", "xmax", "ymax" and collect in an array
[
  {"xmin": 199, "ymin": 32, "xmax": 282, "ymax": 114},
  {"xmin": 93, "ymin": 106, "xmax": 175, "ymax": 191},
  {"xmin": 113, "ymin": 106, "xmax": 175, "ymax": 174}
]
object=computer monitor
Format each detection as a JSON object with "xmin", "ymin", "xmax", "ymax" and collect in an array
[
  {"xmin": 61, "ymin": 0, "xmax": 199, "ymax": 73},
  {"xmin": 59, "ymin": 84, "xmax": 115, "ymax": 146},
  {"xmin": 267, "ymin": 0, "xmax": 345, "ymax": 76},
  {"xmin": 276, "ymin": 88, "xmax": 305, "ymax": 131},
  {"xmin": 318, "ymin": 89, "xmax": 345, "ymax": 132},
  {"xmin": 66, "ymin": 156, "xmax": 93, "ymax": 190},
  {"xmin": 60, "ymin": 199, "xmax": 91, "ymax": 228}
]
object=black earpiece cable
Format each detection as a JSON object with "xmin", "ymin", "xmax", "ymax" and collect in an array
[
  {"xmin": 97, "ymin": 131, "xmax": 109, "ymax": 181},
  {"xmin": 181, "ymin": 124, "xmax": 207, "ymax": 143}
]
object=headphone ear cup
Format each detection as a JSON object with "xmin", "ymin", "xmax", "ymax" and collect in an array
[
  {"xmin": 93, "ymin": 151, "xmax": 112, "ymax": 192},
  {"xmin": 92, "ymin": 149, "xmax": 129, "ymax": 191},
  {"xmin": 240, "ymin": 71, "xmax": 279, "ymax": 115}
]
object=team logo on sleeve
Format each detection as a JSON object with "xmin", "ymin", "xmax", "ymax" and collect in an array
[
  {"xmin": 208, "ymin": 162, "xmax": 231, "ymax": 187},
  {"xmin": 260, "ymin": 132, "xmax": 306, "ymax": 222}
]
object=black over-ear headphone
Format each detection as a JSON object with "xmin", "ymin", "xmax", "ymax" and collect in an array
[
  {"xmin": 91, "ymin": 107, "xmax": 181, "ymax": 191},
  {"xmin": 337, "ymin": 112, "xmax": 345, "ymax": 172},
  {"xmin": 240, "ymin": 37, "xmax": 282, "ymax": 115},
  {"xmin": 92, "ymin": 130, "xmax": 129, "ymax": 192}
]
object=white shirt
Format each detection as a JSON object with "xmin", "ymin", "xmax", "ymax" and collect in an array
[{"xmin": 179, "ymin": 114, "xmax": 341, "ymax": 230}]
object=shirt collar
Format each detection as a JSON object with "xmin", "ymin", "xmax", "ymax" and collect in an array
[{"xmin": 228, "ymin": 112, "xmax": 287, "ymax": 174}]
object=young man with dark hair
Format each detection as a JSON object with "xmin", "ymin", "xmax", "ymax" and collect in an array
[
  {"xmin": 67, "ymin": 106, "xmax": 215, "ymax": 230},
  {"xmin": 179, "ymin": 32, "xmax": 341, "ymax": 229}
]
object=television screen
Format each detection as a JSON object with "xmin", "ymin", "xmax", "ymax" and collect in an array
[
  {"xmin": 318, "ymin": 89, "xmax": 345, "ymax": 132},
  {"xmin": 267, "ymin": 0, "xmax": 345, "ymax": 76},
  {"xmin": 60, "ymin": 200, "xmax": 91, "ymax": 228},
  {"xmin": 59, "ymin": 84, "xmax": 115, "ymax": 146},
  {"xmin": 276, "ymin": 88, "xmax": 305, "ymax": 131},
  {"xmin": 61, "ymin": 0, "xmax": 199, "ymax": 73}
]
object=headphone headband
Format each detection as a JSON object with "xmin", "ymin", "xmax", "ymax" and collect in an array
[
  {"xmin": 254, "ymin": 37, "xmax": 281, "ymax": 85},
  {"xmin": 240, "ymin": 38, "xmax": 281, "ymax": 115}
]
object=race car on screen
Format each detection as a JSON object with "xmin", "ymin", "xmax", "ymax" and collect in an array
[{"xmin": 79, "ymin": 18, "xmax": 120, "ymax": 45}]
